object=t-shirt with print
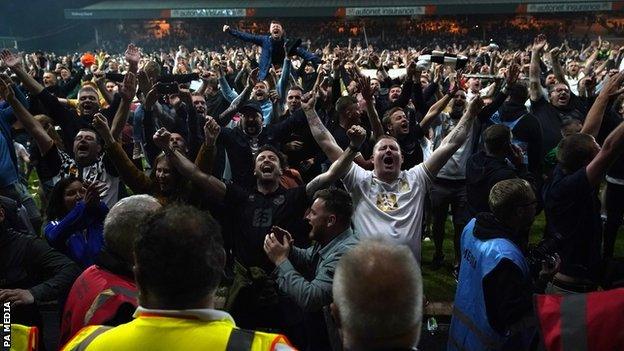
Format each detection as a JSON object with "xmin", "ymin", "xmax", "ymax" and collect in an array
[
  {"xmin": 223, "ymin": 184, "xmax": 311, "ymax": 272},
  {"xmin": 342, "ymin": 163, "xmax": 433, "ymax": 259}
]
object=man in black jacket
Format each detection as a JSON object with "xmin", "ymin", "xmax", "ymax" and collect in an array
[
  {"xmin": 466, "ymin": 124, "xmax": 534, "ymax": 216},
  {"xmin": 0, "ymin": 201, "xmax": 81, "ymax": 340}
]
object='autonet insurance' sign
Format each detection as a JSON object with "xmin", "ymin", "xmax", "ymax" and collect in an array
[
  {"xmin": 527, "ymin": 2, "xmax": 612, "ymax": 12},
  {"xmin": 345, "ymin": 7, "xmax": 426, "ymax": 17}
]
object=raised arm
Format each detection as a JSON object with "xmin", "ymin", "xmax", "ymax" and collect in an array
[
  {"xmin": 587, "ymin": 106, "xmax": 624, "ymax": 186},
  {"xmin": 581, "ymin": 72, "xmax": 624, "ymax": 138},
  {"xmin": 217, "ymin": 69, "xmax": 256, "ymax": 126},
  {"xmin": 277, "ymin": 56, "xmax": 292, "ymax": 101},
  {"xmin": 355, "ymin": 74, "xmax": 384, "ymax": 142},
  {"xmin": 420, "ymin": 75, "xmax": 463, "ymax": 130},
  {"xmin": 549, "ymin": 47, "xmax": 568, "ymax": 87},
  {"xmin": 583, "ymin": 47, "xmax": 599, "ymax": 77},
  {"xmin": 305, "ymin": 125, "xmax": 365, "ymax": 196},
  {"xmin": 424, "ymin": 96, "xmax": 484, "ymax": 176},
  {"xmin": 110, "ymin": 72, "xmax": 137, "ymax": 141},
  {"xmin": 223, "ymin": 25, "xmax": 264, "ymax": 46},
  {"xmin": 94, "ymin": 73, "xmax": 115, "ymax": 105},
  {"xmin": 1, "ymin": 50, "xmax": 44, "ymax": 95},
  {"xmin": 529, "ymin": 35, "xmax": 548, "ymax": 102},
  {"xmin": 0, "ymin": 78, "xmax": 53, "ymax": 155},
  {"xmin": 153, "ymin": 128, "xmax": 227, "ymax": 201},
  {"xmin": 419, "ymin": 91, "xmax": 453, "ymax": 130},
  {"xmin": 92, "ymin": 113, "xmax": 152, "ymax": 195},
  {"xmin": 302, "ymin": 91, "xmax": 343, "ymax": 162},
  {"xmin": 194, "ymin": 117, "xmax": 219, "ymax": 175}
]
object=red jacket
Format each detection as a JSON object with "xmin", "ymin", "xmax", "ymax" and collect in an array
[
  {"xmin": 535, "ymin": 288, "xmax": 624, "ymax": 351},
  {"xmin": 60, "ymin": 265, "xmax": 138, "ymax": 345}
]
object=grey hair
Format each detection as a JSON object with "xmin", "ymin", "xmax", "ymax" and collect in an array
[
  {"xmin": 104, "ymin": 195, "xmax": 161, "ymax": 266},
  {"xmin": 333, "ymin": 238, "xmax": 423, "ymax": 347}
]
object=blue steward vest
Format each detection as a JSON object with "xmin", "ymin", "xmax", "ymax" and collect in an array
[{"xmin": 448, "ymin": 218, "xmax": 529, "ymax": 351}]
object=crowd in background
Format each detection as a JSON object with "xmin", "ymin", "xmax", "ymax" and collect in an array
[{"xmin": 2, "ymin": 15, "xmax": 624, "ymax": 351}]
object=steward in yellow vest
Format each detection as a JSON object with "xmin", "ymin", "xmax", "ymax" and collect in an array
[
  {"xmin": 61, "ymin": 204, "xmax": 294, "ymax": 351},
  {"xmin": 62, "ymin": 308, "xmax": 293, "ymax": 351}
]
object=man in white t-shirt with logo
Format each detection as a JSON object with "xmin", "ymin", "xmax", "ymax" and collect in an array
[{"xmin": 304, "ymin": 91, "xmax": 484, "ymax": 259}]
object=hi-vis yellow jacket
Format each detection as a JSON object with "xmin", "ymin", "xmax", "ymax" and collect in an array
[
  {"xmin": 10, "ymin": 324, "xmax": 38, "ymax": 351},
  {"xmin": 61, "ymin": 310, "xmax": 295, "ymax": 351}
]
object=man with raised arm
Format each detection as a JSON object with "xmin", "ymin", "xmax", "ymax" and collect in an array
[
  {"xmin": 304, "ymin": 90, "xmax": 484, "ymax": 259},
  {"xmin": 223, "ymin": 20, "xmax": 320, "ymax": 81},
  {"xmin": 151, "ymin": 119, "xmax": 367, "ymax": 344},
  {"xmin": 544, "ymin": 72, "xmax": 624, "ymax": 294},
  {"xmin": 528, "ymin": 35, "xmax": 587, "ymax": 156}
]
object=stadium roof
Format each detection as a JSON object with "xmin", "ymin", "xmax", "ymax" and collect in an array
[
  {"xmin": 80, "ymin": 0, "xmax": 620, "ymax": 9},
  {"xmin": 65, "ymin": 0, "xmax": 624, "ymax": 19}
]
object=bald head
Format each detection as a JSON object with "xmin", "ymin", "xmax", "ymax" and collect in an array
[
  {"xmin": 104, "ymin": 195, "xmax": 161, "ymax": 267},
  {"xmin": 332, "ymin": 239, "xmax": 423, "ymax": 350}
]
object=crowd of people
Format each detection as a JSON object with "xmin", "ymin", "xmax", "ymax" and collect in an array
[
  {"xmin": 2, "ymin": 16, "xmax": 624, "ymax": 351},
  {"xmin": 96, "ymin": 15, "xmax": 601, "ymax": 54}
]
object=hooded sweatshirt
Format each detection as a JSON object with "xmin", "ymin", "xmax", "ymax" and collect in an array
[
  {"xmin": 465, "ymin": 150, "xmax": 531, "ymax": 216},
  {"xmin": 472, "ymin": 213, "xmax": 534, "ymax": 336}
]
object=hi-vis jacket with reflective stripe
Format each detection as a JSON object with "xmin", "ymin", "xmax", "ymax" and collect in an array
[
  {"xmin": 448, "ymin": 218, "xmax": 530, "ymax": 351},
  {"xmin": 10, "ymin": 324, "xmax": 38, "ymax": 351},
  {"xmin": 535, "ymin": 288, "xmax": 624, "ymax": 351},
  {"xmin": 60, "ymin": 311, "xmax": 295, "ymax": 351},
  {"xmin": 60, "ymin": 265, "xmax": 138, "ymax": 345}
]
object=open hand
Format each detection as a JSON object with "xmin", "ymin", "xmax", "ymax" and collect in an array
[
  {"xmin": 0, "ymin": 49, "xmax": 21, "ymax": 68},
  {"xmin": 120, "ymin": 72, "xmax": 137, "ymax": 102}
]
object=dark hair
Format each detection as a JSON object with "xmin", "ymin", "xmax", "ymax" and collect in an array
[
  {"xmin": 204, "ymin": 77, "xmax": 218, "ymax": 91},
  {"xmin": 313, "ymin": 188, "xmax": 353, "ymax": 223},
  {"xmin": 389, "ymin": 84, "xmax": 402, "ymax": 90},
  {"xmin": 46, "ymin": 177, "xmax": 83, "ymax": 220},
  {"xmin": 508, "ymin": 82, "xmax": 528, "ymax": 105},
  {"xmin": 287, "ymin": 86, "xmax": 304, "ymax": 94},
  {"xmin": 270, "ymin": 20, "xmax": 282, "ymax": 26},
  {"xmin": 561, "ymin": 117, "xmax": 582, "ymax": 129},
  {"xmin": 148, "ymin": 154, "xmax": 186, "ymax": 197},
  {"xmin": 382, "ymin": 106, "xmax": 405, "ymax": 128},
  {"xmin": 483, "ymin": 124, "xmax": 512, "ymax": 154},
  {"xmin": 335, "ymin": 96, "xmax": 358, "ymax": 114},
  {"xmin": 77, "ymin": 127, "xmax": 103, "ymax": 146},
  {"xmin": 134, "ymin": 205, "xmax": 224, "ymax": 309},
  {"xmin": 256, "ymin": 144, "xmax": 287, "ymax": 169},
  {"xmin": 557, "ymin": 133, "xmax": 598, "ymax": 172}
]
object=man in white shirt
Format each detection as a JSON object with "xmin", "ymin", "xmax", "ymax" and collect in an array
[{"xmin": 304, "ymin": 91, "xmax": 484, "ymax": 259}]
